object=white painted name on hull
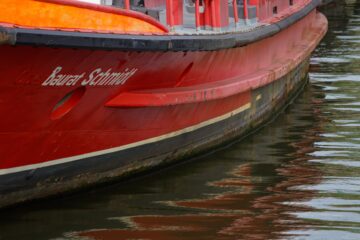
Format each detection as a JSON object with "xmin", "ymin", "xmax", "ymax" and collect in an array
[{"xmin": 42, "ymin": 66, "xmax": 138, "ymax": 87}]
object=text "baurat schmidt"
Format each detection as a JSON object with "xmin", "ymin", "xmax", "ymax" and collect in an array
[{"xmin": 42, "ymin": 66, "xmax": 138, "ymax": 87}]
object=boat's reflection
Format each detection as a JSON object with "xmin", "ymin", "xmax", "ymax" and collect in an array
[{"xmin": 71, "ymin": 85, "xmax": 325, "ymax": 240}]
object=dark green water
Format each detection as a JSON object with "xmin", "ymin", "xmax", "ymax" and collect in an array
[{"xmin": 1, "ymin": 2, "xmax": 360, "ymax": 239}]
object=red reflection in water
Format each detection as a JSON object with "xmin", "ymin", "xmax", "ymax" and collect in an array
[
  {"xmin": 77, "ymin": 162, "xmax": 320, "ymax": 239},
  {"xmin": 75, "ymin": 89, "xmax": 325, "ymax": 240}
]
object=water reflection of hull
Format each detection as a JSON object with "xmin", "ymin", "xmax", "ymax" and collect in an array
[
  {"xmin": 73, "ymin": 85, "xmax": 326, "ymax": 240},
  {"xmin": 319, "ymin": 0, "xmax": 356, "ymax": 17},
  {"xmin": 320, "ymin": 0, "xmax": 334, "ymax": 6},
  {"xmin": 320, "ymin": 0, "xmax": 356, "ymax": 5}
]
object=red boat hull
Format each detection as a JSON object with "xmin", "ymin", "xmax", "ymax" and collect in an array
[{"xmin": 0, "ymin": 9, "xmax": 327, "ymax": 207}]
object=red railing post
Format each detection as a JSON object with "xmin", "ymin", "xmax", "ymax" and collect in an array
[
  {"xmin": 124, "ymin": 0, "xmax": 130, "ymax": 10},
  {"xmin": 243, "ymin": 0, "xmax": 249, "ymax": 23},
  {"xmin": 233, "ymin": 0, "xmax": 238, "ymax": 26},
  {"xmin": 195, "ymin": 0, "xmax": 200, "ymax": 30},
  {"xmin": 166, "ymin": 0, "xmax": 174, "ymax": 28},
  {"xmin": 210, "ymin": 0, "xmax": 216, "ymax": 29}
]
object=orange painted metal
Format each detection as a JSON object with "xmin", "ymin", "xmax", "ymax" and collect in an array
[{"xmin": 0, "ymin": 0, "xmax": 167, "ymax": 34}]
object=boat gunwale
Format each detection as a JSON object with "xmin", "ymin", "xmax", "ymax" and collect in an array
[{"xmin": 0, "ymin": 0, "xmax": 321, "ymax": 52}]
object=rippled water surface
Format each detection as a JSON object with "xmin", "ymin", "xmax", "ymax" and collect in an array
[{"xmin": 1, "ymin": 2, "xmax": 360, "ymax": 240}]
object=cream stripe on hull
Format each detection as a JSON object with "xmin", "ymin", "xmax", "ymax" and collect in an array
[{"xmin": 0, "ymin": 102, "xmax": 252, "ymax": 176}]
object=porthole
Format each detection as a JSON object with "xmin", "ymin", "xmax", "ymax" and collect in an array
[
  {"xmin": 273, "ymin": 6, "xmax": 278, "ymax": 15},
  {"xmin": 51, "ymin": 86, "xmax": 86, "ymax": 120}
]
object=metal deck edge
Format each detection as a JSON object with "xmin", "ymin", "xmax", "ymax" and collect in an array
[{"xmin": 0, "ymin": 0, "xmax": 321, "ymax": 51}]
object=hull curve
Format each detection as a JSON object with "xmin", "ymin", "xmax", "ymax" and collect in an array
[{"xmin": 0, "ymin": 9, "xmax": 327, "ymax": 207}]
